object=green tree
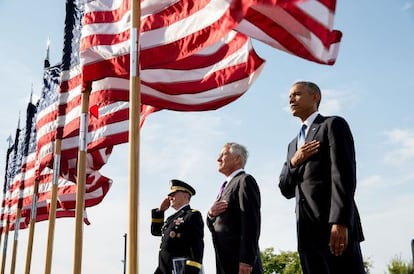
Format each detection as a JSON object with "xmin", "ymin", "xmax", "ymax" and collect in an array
[
  {"xmin": 261, "ymin": 247, "xmax": 372, "ymax": 274},
  {"xmin": 260, "ymin": 247, "xmax": 302, "ymax": 274},
  {"xmin": 387, "ymin": 255, "xmax": 414, "ymax": 274},
  {"xmin": 364, "ymin": 257, "xmax": 373, "ymax": 274}
]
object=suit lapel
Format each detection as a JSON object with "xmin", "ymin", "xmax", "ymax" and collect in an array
[
  {"xmin": 289, "ymin": 114, "xmax": 323, "ymax": 155},
  {"xmin": 306, "ymin": 114, "xmax": 323, "ymax": 142},
  {"xmin": 306, "ymin": 124, "xmax": 320, "ymax": 142},
  {"xmin": 288, "ymin": 115, "xmax": 324, "ymax": 171},
  {"xmin": 222, "ymin": 171, "xmax": 245, "ymax": 197}
]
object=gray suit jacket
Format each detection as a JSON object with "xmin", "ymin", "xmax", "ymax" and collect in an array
[
  {"xmin": 279, "ymin": 114, "xmax": 364, "ymax": 250},
  {"xmin": 207, "ymin": 171, "xmax": 263, "ymax": 274}
]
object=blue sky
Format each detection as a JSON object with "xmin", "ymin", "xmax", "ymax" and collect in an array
[{"xmin": 1, "ymin": 1, "xmax": 414, "ymax": 273}]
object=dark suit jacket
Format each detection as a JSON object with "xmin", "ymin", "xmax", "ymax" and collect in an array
[
  {"xmin": 207, "ymin": 171, "xmax": 263, "ymax": 274},
  {"xmin": 279, "ymin": 114, "xmax": 364, "ymax": 251},
  {"xmin": 151, "ymin": 205, "xmax": 204, "ymax": 274}
]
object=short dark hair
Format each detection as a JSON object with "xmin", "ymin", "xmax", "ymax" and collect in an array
[{"xmin": 294, "ymin": 81, "xmax": 321, "ymax": 108}]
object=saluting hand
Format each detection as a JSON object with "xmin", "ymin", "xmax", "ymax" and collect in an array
[{"xmin": 159, "ymin": 197, "xmax": 171, "ymax": 212}]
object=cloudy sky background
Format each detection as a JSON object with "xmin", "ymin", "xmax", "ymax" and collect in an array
[{"xmin": 1, "ymin": 1, "xmax": 414, "ymax": 273}]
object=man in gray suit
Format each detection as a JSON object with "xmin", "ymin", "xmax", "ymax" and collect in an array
[
  {"xmin": 279, "ymin": 81, "xmax": 365, "ymax": 274},
  {"xmin": 207, "ymin": 142, "xmax": 263, "ymax": 274}
]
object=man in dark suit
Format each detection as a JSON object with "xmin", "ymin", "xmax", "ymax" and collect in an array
[
  {"xmin": 151, "ymin": 179, "xmax": 204, "ymax": 274},
  {"xmin": 279, "ymin": 81, "xmax": 365, "ymax": 274},
  {"xmin": 207, "ymin": 142, "xmax": 263, "ymax": 274}
]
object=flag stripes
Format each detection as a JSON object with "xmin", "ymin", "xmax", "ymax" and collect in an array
[{"xmin": 235, "ymin": 0, "xmax": 342, "ymax": 64}]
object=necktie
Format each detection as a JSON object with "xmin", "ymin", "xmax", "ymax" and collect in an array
[
  {"xmin": 217, "ymin": 181, "xmax": 227, "ymax": 199},
  {"xmin": 297, "ymin": 124, "xmax": 307, "ymax": 148}
]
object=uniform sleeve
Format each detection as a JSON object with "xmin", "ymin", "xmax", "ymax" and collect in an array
[
  {"xmin": 151, "ymin": 208, "xmax": 165, "ymax": 236},
  {"xmin": 185, "ymin": 210, "xmax": 204, "ymax": 274}
]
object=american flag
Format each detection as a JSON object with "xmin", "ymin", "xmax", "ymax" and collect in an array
[
  {"xmin": 235, "ymin": 0, "xmax": 342, "ymax": 64},
  {"xmin": 0, "ymin": 147, "xmax": 13, "ymax": 234},
  {"xmin": 49, "ymin": 0, "xmax": 158, "ymax": 180},
  {"xmin": 3, "ymin": 92, "xmax": 110, "ymax": 232},
  {"xmin": 140, "ymin": 31, "xmax": 265, "ymax": 110},
  {"xmin": 80, "ymin": 0, "xmax": 341, "ymax": 112},
  {"xmin": 0, "ymin": 136, "xmax": 18, "ymax": 234},
  {"xmin": 79, "ymin": 30, "xmax": 265, "ymax": 114},
  {"xmin": 48, "ymin": 0, "xmax": 344, "ymax": 173},
  {"xmin": 36, "ymin": 64, "xmax": 61, "ymax": 178},
  {"xmin": 81, "ymin": 0, "xmax": 244, "ymax": 75},
  {"xmin": 35, "ymin": 0, "xmax": 117, "ymax": 187},
  {"xmin": 29, "ymin": 0, "xmax": 114, "ymax": 228},
  {"xmin": 34, "ymin": 61, "xmax": 111, "ymax": 226},
  {"xmin": 5, "ymin": 117, "xmax": 26, "ymax": 230},
  {"xmin": 78, "ymin": 0, "xmax": 267, "ymax": 114}
]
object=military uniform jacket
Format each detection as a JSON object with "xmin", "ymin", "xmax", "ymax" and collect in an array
[{"xmin": 151, "ymin": 205, "xmax": 204, "ymax": 274}]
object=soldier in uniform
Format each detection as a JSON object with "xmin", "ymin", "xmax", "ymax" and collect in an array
[{"xmin": 151, "ymin": 179, "xmax": 204, "ymax": 274}]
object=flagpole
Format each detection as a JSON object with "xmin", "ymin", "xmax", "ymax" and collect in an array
[
  {"xmin": 0, "ymin": 142, "xmax": 13, "ymax": 256},
  {"xmin": 123, "ymin": 233, "xmax": 127, "ymax": 274},
  {"xmin": 0, "ymin": 219, "xmax": 9, "ymax": 274},
  {"xmin": 128, "ymin": 0, "xmax": 141, "ymax": 273},
  {"xmin": 9, "ymin": 210, "xmax": 21, "ymax": 274},
  {"xmin": 1, "ymin": 178, "xmax": 12, "ymax": 274},
  {"xmin": 44, "ymin": 140, "xmax": 61, "ymax": 274},
  {"xmin": 72, "ymin": 89, "xmax": 90, "ymax": 274},
  {"xmin": 1, "ymin": 121, "xmax": 20, "ymax": 274},
  {"xmin": 24, "ymin": 176, "xmax": 39, "ymax": 274},
  {"xmin": 24, "ymin": 84, "xmax": 44, "ymax": 274}
]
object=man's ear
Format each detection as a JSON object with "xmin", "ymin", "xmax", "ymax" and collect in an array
[
  {"xmin": 236, "ymin": 155, "xmax": 243, "ymax": 167},
  {"xmin": 313, "ymin": 92, "xmax": 321, "ymax": 109}
]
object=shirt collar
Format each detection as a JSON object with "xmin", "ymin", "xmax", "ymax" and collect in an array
[
  {"xmin": 226, "ymin": 168, "xmax": 244, "ymax": 183},
  {"xmin": 174, "ymin": 203, "xmax": 189, "ymax": 212},
  {"xmin": 302, "ymin": 111, "xmax": 319, "ymax": 129}
]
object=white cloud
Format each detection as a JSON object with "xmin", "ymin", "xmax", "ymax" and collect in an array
[
  {"xmin": 403, "ymin": 1, "xmax": 414, "ymax": 11},
  {"xmin": 319, "ymin": 88, "xmax": 360, "ymax": 115},
  {"xmin": 383, "ymin": 129, "xmax": 414, "ymax": 166},
  {"xmin": 361, "ymin": 194, "xmax": 414, "ymax": 273}
]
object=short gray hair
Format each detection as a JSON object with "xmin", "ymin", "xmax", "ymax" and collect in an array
[{"xmin": 226, "ymin": 142, "xmax": 248, "ymax": 168}]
